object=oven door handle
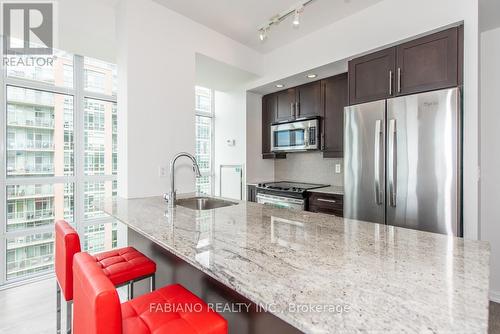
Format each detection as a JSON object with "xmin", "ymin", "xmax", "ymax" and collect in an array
[{"xmin": 256, "ymin": 193, "xmax": 305, "ymax": 210}]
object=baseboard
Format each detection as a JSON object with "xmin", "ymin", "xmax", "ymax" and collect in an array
[{"xmin": 490, "ymin": 290, "xmax": 500, "ymax": 303}]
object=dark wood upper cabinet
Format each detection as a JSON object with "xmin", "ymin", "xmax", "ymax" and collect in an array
[
  {"xmin": 262, "ymin": 94, "xmax": 276, "ymax": 154},
  {"xmin": 296, "ymin": 81, "xmax": 322, "ymax": 118},
  {"xmin": 396, "ymin": 27, "xmax": 458, "ymax": 95},
  {"xmin": 348, "ymin": 47, "xmax": 396, "ymax": 105},
  {"xmin": 273, "ymin": 82, "xmax": 322, "ymax": 123},
  {"xmin": 348, "ymin": 26, "xmax": 462, "ymax": 105},
  {"xmin": 261, "ymin": 74, "xmax": 348, "ymax": 160},
  {"xmin": 262, "ymin": 93, "xmax": 286, "ymax": 159},
  {"xmin": 276, "ymin": 89, "xmax": 296, "ymax": 122},
  {"xmin": 322, "ymin": 73, "xmax": 348, "ymax": 158}
]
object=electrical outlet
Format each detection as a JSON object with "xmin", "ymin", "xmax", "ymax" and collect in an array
[
  {"xmin": 159, "ymin": 166, "xmax": 168, "ymax": 177},
  {"xmin": 335, "ymin": 164, "xmax": 342, "ymax": 174}
]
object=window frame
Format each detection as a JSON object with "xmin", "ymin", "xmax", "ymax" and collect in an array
[
  {"xmin": 0, "ymin": 54, "xmax": 118, "ymax": 287},
  {"xmin": 195, "ymin": 86, "xmax": 215, "ymax": 196}
]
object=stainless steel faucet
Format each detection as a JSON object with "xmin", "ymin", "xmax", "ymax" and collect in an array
[{"xmin": 164, "ymin": 152, "xmax": 202, "ymax": 207}]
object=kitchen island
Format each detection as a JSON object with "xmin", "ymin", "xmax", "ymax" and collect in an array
[{"xmin": 106, "ymin": 195, "xmax": 490, "ymax": 334}]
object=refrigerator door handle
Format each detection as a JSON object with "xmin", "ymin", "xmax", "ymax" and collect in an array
[
  {"xmin": 374, "ymin": 120, "xmax": 383, "ymax": 205},
  {"xmin": 388, "ymin": 119, "xmax": 397, "ymax": 207}
]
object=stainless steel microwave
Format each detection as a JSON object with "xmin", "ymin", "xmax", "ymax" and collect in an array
[{"xmin": 271, "ymin": 118, "xmax": 319, "ymax": 152}]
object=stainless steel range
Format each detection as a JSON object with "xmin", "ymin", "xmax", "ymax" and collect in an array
[{"xmin": 256, "ymin": 181, "xmax": 329, "ymax": 210}]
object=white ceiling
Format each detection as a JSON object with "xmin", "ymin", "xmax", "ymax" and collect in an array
[
  {"xmin": 196, "ymin": 54, "xmax": 259, "ymax": 91},
  {"xmin": 152, "ymin": 0, "xmax": 384, "ymax": 53},
  {"xmin": 250, "ymin": 58, "xmax": 348, "ymax": 95},
  {"xmin": 479, "ymin": 0, "xmax": 500, "ymax": 32}
]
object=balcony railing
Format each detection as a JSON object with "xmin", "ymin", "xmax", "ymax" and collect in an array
[
  {"xmin": 7, "ymin": 257, "xmax": 54, "ymax": 277},
  {"xmin": 8, "ymin": 141, "xmax": 55, "ymax": 151},
  {"xmin": 7, "ymin": 189, "xmax": 55, "ymax": 199},
  {"xmin": 7, "ymin": 118, "xmax": 55, "ymax": 129},
  {"xmin": 7, "ymin": 166, "xmax": 55, "ymax": 175},
  {"xmin": 7, "ymin": 211, "xmax": 55, "ymax": 222}
]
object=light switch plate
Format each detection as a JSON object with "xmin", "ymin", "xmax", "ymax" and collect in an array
[
  {"xmin": 159, "ymin": 166, "xmax": 168, "ymax": 177},
  {"xmin": 335, "ymin": 164, "xmax": 341, "ymax": 174}
]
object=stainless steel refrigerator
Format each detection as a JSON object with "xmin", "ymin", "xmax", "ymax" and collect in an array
[{"xmin": 344, "ymin": 87, "xmax": 461, "ymax": 236}]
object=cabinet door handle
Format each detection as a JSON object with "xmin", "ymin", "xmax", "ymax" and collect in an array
[
  {"xmin": 389, "ymin": 70, "xmax": 393, "ymax": 96},
  {"xmin": 397, "ymin": 68, "xmax": 401, "ymax": 93},
  {"xmin": 317, "ymin": 198, "xmax": 337, "ymax": 204}
]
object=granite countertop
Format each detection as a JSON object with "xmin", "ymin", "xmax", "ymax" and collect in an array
[
  {"xmin": 308, "ymin": 185, "xmax": 344, "ymax": 195},
  {"xmin": 106, "ymin": 195, "xmax": 490, "ymax": 334}
]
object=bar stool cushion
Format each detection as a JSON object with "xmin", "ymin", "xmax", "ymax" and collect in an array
[
  {"xmin": 93, "ymin": 247, "xmax": 156, "ymax": 286},
  {"xmin": 121, "ymin": 284, "xmax": 227, "ymax": 334},
  {"xmin": 55, "ymin": 220, "xmax": 156, "ymax": 302}
]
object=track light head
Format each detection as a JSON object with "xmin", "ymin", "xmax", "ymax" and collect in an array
[
  {"xmin": 292, "ymin": 9, "xmax": 301, "ymax": 28},
  {"xmin": 259, "ymin": 28, "xmax": 268, "ymax": 42}
]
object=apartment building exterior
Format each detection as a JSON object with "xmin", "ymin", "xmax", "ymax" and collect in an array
[{"xmin": 3, "ymin": 54, "xmax": 118, "ymax": 282}]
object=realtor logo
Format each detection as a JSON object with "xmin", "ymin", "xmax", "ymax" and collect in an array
[{"xmin": 2, "ymin": 2, "xmax": 53, "ymax": 55}]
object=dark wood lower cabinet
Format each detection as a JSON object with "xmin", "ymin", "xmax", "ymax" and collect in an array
[
  {"xmin": 129, "ymin": 229, "xmax": 303, "ymax": 334},
  {"xmin": 307, "ymin": 193, "xmax": 343, "ymax": 217},
  {"xmin": 247, "ymin": 185, "xmax": 257, "ymax": 202}
]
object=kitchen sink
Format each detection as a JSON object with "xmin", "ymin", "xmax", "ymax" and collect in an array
[{"xmin": 176, "ymin": 197, "xmax": 238, "ymax": 210}]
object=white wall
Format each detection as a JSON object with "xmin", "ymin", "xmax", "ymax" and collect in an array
[
  {"xmin": 116, "ymin": 0, "xmax": 262, "ymax": 198},
  {"xmin": 480, "ymin": 27, "xmax": 500, "ymax": 302},
  {"xmin": 246, "ymin": 92, "xmax": 274, "ymax": 184},
  {"xmin": 247, "ymin": 0, "xmax": 480, "ymax": 240},
  {"xmin": 56, "ymin": 0, "xmax": 116, "ymax": 62},
  {"xmin": 214, "ymin": 90, "xmax": 246, "ymax": 198}
]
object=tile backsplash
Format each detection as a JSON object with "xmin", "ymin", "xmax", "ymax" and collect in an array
[{"xmin": 274, "ymin": 152, "xmax": 343, "ymax": 186}]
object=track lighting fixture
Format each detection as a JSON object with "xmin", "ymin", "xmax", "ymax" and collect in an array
[
  {"xmin": 292, "ymin": 8, "xmax": 302, "ymax": 28},
  {"xmin": 257, "ymin": 0, "xmax": 316, "ymax": 41}
]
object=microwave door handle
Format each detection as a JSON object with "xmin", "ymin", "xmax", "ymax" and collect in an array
[
  {"xmin": 270, "ymin": 127, "xmax": 275, "ymax": 151},
  {"xmin": 304, "ymin": 127, "xmax": 309, "ymax": 149}
]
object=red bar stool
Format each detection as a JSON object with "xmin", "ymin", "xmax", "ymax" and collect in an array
[
  {"xmin": 55, "ymin": 220, "xmax": 156, "ymax": 334},
  {"xmin": 73, "ymin": 252, "xmax": 227, "ymax": 334}
]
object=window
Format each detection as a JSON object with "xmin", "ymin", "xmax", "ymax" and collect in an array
[
  {"xmin": 195, "ymin": 87, "xmax": 214, "ymax": 195},
  {"xmin": 6, "ymin": 87, "xmax": 73, "ymax": 177},
  {"xmin": 84, "ymin": 57, "xmax": 117, "ymax": 96},
  {"xmin": 1, "ymin": 50, "xmax": 118, "ymax": 285},
  {"xmin": 6, "ymin": 50, "xmax": 74, "ymax": 88}
]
